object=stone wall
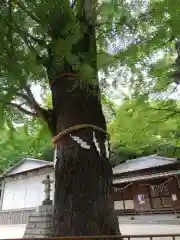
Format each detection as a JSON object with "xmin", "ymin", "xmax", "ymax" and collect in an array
[{"xmin": 24, "ymin": 205, "xmax": 53, "ymax": 238}]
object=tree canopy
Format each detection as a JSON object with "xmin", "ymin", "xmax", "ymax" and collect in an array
[
  {"xmin": 0, "ymin": 120, "xmax": 52, "ymax": 173},
  {"xmin": 109, "ymin": 97, "xmax": 180, "ymax": 165},
  {"xmin": 0, "ymin": 0, "xmax": 179, "ymax": 126},
  {"xmin": 0, "ymin": 0, "xmax": 180, "ymax": 169}
]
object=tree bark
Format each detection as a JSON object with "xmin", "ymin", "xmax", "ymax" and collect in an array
[
  {"xmin": 47, "ymin": 1, "xmax": 120, "ymax": 235},
  {"xmin": 51, "ymin": 75, "xmax": 120, "ymax": 236}
]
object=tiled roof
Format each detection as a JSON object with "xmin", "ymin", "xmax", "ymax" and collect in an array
[
  {"xmin": 0, "ymin": 157, "xmax": 53, "ymax": 179},
  {"xmin": 113, "ymin": 169, "xmax": 180, "ymax": 184},
  {"xmin": 113, "ymin": 155, "xmax": 177, "ymax": 175}
]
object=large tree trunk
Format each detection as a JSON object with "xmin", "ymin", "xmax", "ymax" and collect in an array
[
  {"xmin": 51, "ymin": 75, "xmax": 120, "ymax": 236},
  {"xmin": 48, "ymin": 1, "xmax": 120, "ymax": 235}
]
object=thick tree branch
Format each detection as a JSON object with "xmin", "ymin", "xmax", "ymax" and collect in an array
[
  {"xmin": 7, "ymin": 102, "xmax": 37, "ymax": 117},
  {"xmin": 16, "ymin": 86, "xmax": 49, "ymax": 120},
  {"xmin": 16, "ymin": 86, "xmax": 56, "ymax": 134},
  {"xmin": 2, "ymin": 83, "xmax": 52, "ymax": 124},
  {"xmin": 23, "ymin": 85, "xmax": 42, "ymax": 110},
  {"xmin": 4, "ymin": 90, "xmax": 55, "ymax": 134}
]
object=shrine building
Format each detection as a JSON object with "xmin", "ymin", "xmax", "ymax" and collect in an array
[{"xmin": 112, "ymin": 155, "xmax": 180, "ymax": 215}]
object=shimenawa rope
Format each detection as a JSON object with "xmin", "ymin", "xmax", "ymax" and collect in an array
[{"xmin": 52, "ymin": 124, "xmax": 108, "ymax": 144}]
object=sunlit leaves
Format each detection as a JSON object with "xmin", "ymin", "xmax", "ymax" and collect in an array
[
  {"xmin": 1, "ymin": 0, "xmax": 180, "ymax": 170},
  {"xmin": 109, "ymin": 98, "xmax": 180, "ymax": 165},
  {"xmin": 0, "ymin": 120, "xmax": 52, "ymax": 173}
]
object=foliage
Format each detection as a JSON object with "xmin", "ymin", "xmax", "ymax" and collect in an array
[
  {"xmin": 0, "ymin": 0, "xmax": 180, "ymax": 170},
  {"xmin": 0, "ymin": 120, "xmax": 52, "ymax": 173},
  {"xmin": 0, "ymin": 92, "xmax": 116, "ymax": 173},
  {"xmin": 109, "ymin": 97, "xmax": 180, "ymax": 166},
  {"xmin": 0, "ymin": 0, "xmax": 179, "ymax": 125}
]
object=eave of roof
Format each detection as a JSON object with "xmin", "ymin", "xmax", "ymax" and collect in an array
[
  {"xmin": 113, "ymin": 155, "xmax": 177, "ymax": 175},
  {"xmin": 0, "ymin": 158, "xmax": 53, "ymax": 180},
  {"xmin": 113, "ymin": 169, "xmax": 180, "ymax": 184}
]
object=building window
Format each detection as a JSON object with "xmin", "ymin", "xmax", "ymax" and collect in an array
[{"xmin": 150, "ymin": 185, "xmax": 172, "ymax": 208}]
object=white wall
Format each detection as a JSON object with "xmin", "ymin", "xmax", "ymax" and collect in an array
[{"xmin": 2, "ymin": 172, "xmax": 55, "ymax": 210}]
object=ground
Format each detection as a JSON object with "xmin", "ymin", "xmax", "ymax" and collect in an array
[
  {"xmin": 0, "ymin": 224, "xmax": 26, "ymax": 239},
  {"xmin": 120, "ymin": 224, "xmax": 180, "ymax": 235},
  {"xmin": 118, "ymin": 214, "xmax": 180, "ymax": 239},
  {"xmin": 0, "ymin": 221, "xmax": 180, "ymax": 239},
  {"xmin": 118, "ymin": 214, "xmax": 180, "ymax": 224}
]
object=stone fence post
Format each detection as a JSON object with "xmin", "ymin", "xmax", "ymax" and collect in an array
[{"xmin": 23, "ymin": 175, "xmax": 54, "ymax": 238}]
